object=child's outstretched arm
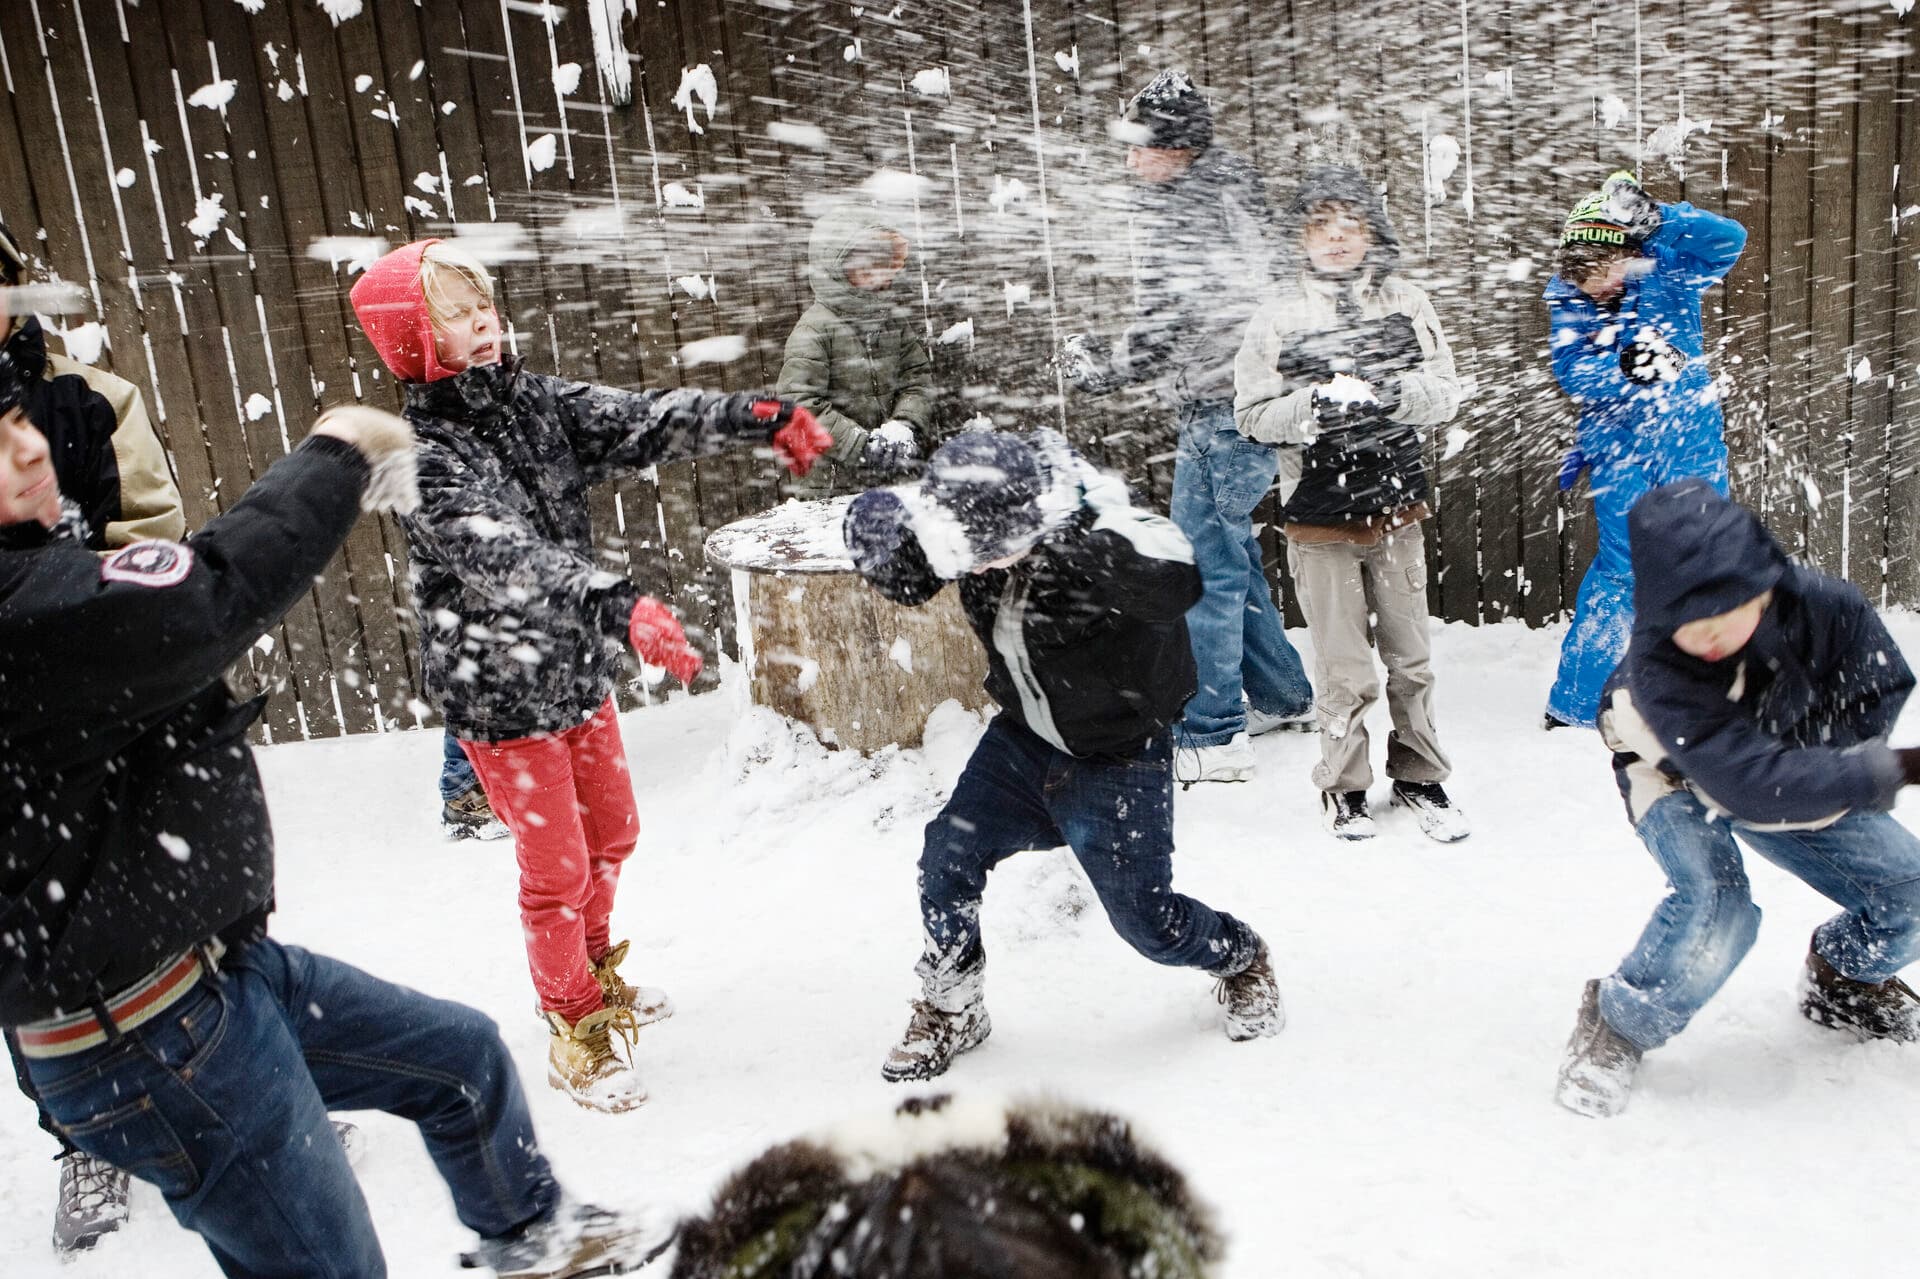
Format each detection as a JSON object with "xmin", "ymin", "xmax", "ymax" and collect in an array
[
  {"xmin": 1647, "ymin": 202, "xmax": 1747, "ymax": 290},
  {"xmin": 555, "ymin": 380, "xmax": 825, "ymax": 479},
  {"xmin": 1233, "ymin": 304, "xmax": 1318, "ymax": 445}
]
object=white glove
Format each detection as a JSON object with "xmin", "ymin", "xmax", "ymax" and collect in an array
[
  {"xmin": 313, "ymin": 405, "xmax": 419, "ymax": 514},
  {"xmin": 862, "ymin": 419, "xmax": 920, "ymax": 471}
]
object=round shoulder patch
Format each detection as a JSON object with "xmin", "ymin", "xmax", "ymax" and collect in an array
[{"xmin": 101, "ymin": 539, "xmax": 195, "ymax": 588}]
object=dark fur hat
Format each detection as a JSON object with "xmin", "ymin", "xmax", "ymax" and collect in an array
[{"xmin": 669, "ymin": 1095, "xmax": 1223, "ymax": 1279}]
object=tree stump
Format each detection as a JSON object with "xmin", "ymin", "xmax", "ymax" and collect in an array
[{"xmin": 705, "ymin": 498, "xmax": 991, "ymax": 752}]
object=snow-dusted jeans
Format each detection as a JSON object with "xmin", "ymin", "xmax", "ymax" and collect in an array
[
  {"xmin": 1171, "ymin": 402, "xmax": 1312, "ymax": 747},
  {"xmin": 23, "ymin": 938, "xmax": 558, "ymax": 1277},
  {"xmin": 441, "ymin": 727, "xmax": 479, "ymax": 801},
  {"xmin": 1601, "ymin": 790, "xmax": 1920, "ymax": 1051},
  {"xmin": 915, "ymin": 715, "xmax": 1261, "ymax": 1002},
  {"xmin": 1286, "ymin": 522, "xmax": 1450, "ymax": 794},
  {"xmin": 461, "ymin": 699, "xmax": 639, "ymax": 1024}
]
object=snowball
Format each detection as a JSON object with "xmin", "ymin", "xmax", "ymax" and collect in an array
[
  {"xmin": 843, "ymin": 41, "xmax": 861, "ymax": 62},
  {"xmin": 768, "ymin": 121, "xmax": 829, "ymax": 150},
  {"xmin": 403, "ymin": 195, "xmax": 436, "ymax": 217},
  {"xmin": 316, "ymin": 0, "xmax": 364, "ymax": 24},
  {"xmin": 1853, "ymin": 357, "xmax": 1874, "ymax": 383},
  {"xmin": 414, "ymin": 171, "xmax": 439, "ymax": 193},
  {"xmin": 862, "ymin": 168, "xmax": 933, "ymax": 202},
  {"xmin": 889, "ymin": 636, "xmax": 914, "ymax": 675},
  {"xmin": 243, "ymin": 392, "xmax": 273, "ymax": 422},
  {"xmin": 672, "ymin": 64, "xmax": 718, "ymax": 135},
  {"xmin": 675, "ymin": 274, "xmax": 715, "ymax": 300},
  {"xmin": 115, "ymin": 167, "xmax": 135, "ymax": 188},
  {"xmin": 307, "ymin": 235, "xmax": 389, "ymax": 274},
  {"xmin": 233, "ymin": 0, "xmax": 265, "ymax": 12},
  {"xmin": 187, "ymin": 79, "xmax": 237, "ymax": 109},
  {"xmin": 55, "ymin": 322, "xmax": 106, "ymax": 365},
  {"xmin": 1503, "ymin": 257, "xmax": 1535, "ymax": 282},
  {"xmin": 661, "ymin": 181, "xmax": 705, "ymax": 210},
  {"xmin": 526, "ymin": 133, "xmax": 559, "ymax": 172},
  {"xmin": 1599, "ymin": 93, "xmax": 1630, "ymax": 129},
  {"xmin": 1003, "ymin": 280, "xmax": 1032, "ymax": 315},
  {"xmin": 938, "ymin": 318, "xmax": 974, "ymax": 346},
  {"xmin": 353, "ymin": 74, "xmax": 373, "ymax": 93},
  {"xmin": 552, "ymin": 61, "xmax": 582, "ymax": 96},
  {"xmin": 1320, "ymin": 372, "xmax": 1379, "ymax": 407},
  {"xmin": 1424, "ymin": 134, "xmax": 1460, "ymax": 202},
  {"xmin": 1054, "ymin": 47, "xmax": 1079, "ymax": 77},
  {"xmin": 157, "ymin": 832, "xmax": 192, "ymax": 862},
  {"xmin": 186, "ymin": 194, "xmax": 226, "ymax": 240},
  {"xmin": 679, "ymin": 334, "xmax": 747, "ymax": 366},
  {"xmin": 989, "ymin": 176, "xmax": 1028, "ymax": 213},
  {"xmin": 1441, "ymin": 427, "xmax": 1473, "ymax": 461},
  {"xmin": 910, "ymin": 67, "xmax": 950, "ymax": 97}
]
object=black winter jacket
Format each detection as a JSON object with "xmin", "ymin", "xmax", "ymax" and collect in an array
[
  {"xmin": 1599, "ymin": 479, "xmax": 1911, "ymax": 827},
  {"xmin": 0, "ymin": 436, "xmax": 368, "ymax": 1024},
  {"xmin": 860, "ymin": 498, "xmax": 1202, "ymax": 759},
  {"xmin": 398, "ymin": 358, "xmax": 781, "ymax": 740}
]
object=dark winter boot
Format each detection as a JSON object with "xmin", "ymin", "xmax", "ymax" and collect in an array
[
  {"xmin": 1321, "ymin": 789, "xmax": 1376, "ymax": 840},
  {"xmin": 1390, "ymin": 780, "xmax": 1472, "ymax": 843},
  {"xmin": 1800, "ymin": 946, "xmax": 1920, "ymax": 1043},
  {"xmin": 460, "ymin": 1200, "xmax": 676, "ymax": 1278},
  {"xmin": 881, "ymin": 997, "xmax": 992, "ymax": 1083},
  {"xmin": 52, "ymin": 1150, "xmax": 129, "ymax": 1254},
  {"xmin": 443, "ymin": 783, "xmax": 510, "ymax": 841},
  {"xmin": 1555, "ymin": 979, "xmax": 1643, "ymax": 1118},
  {"xmin": 1215, "ymin": 944, "xmax": 1285, "ymax": 1041}
]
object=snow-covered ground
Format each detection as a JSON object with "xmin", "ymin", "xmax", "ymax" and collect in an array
[{"xmin": 6, "ymin": 617, "xmax": 1919, "ymax": 1278}]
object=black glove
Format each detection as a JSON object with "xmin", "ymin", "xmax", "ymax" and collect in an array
[
  {"xmin": 1898, "ymin": 747, "xmax": 1920, "ymax": 788},
  {"xmin": 1599, "ymin": 172, "xmax": 1664, "ymax": 242},
  {"xmin": 1619, "ymin": 329, "xmax": 1682, "ymax": 384},
  {"xmin": 861, "ymin": 421, "xmax": 920, "ymax": 472}
]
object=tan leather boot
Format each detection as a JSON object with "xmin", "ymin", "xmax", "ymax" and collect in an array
[
  {"xmin": 544, "ymin": 1006, "xmax": 647, "ymax": 1113},
  {"xmin": 588, "ymin": 939, "xmax": 673, "ymax": 1025}
]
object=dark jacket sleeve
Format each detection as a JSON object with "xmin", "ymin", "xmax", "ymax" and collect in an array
[
  {"xmin": 1634, "ymin": 644, "xmax": 1904, "ymax": 825},
  {"xmin": 401, "ymin": 436, "xmax": 643, "ymax": 639},
  {"xmin": 548, "ymin": 376, "xmax": 778, "ymax": 482},
  {"xmin": 21, "ymin": 434, "xmax": 367, "ymax": 721},
  {"xmin": 1045, "ymin": 501, "xmax": 1201, "ymax": 624},
  {"xmin": 1814, "ymin": 578, "xmax": 1914, "ymax": 741}
]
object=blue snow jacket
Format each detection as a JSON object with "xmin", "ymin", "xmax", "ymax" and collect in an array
[
  {"xmin": 1597, "ymin": 480, "xmax": 1911, "ymax": 828},
  {"xmin": 1543, "ymin": 201, "xmax": 1746, "ymax": 485}
]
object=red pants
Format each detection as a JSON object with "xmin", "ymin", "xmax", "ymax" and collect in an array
[{"xmin": 460, "ymin": 699, "xmax": 639, "ymax": 1023}]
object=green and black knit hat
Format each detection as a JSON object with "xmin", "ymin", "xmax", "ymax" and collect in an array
[
  {"xmin": 1559, "ymin": 170, "xmax": 1640, "ymax": 249},
  {"xmin": 668, "ymin": 1095, "xmax": 1223, "ymax": 1279}
]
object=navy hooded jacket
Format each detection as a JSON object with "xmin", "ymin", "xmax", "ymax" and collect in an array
[{"xmin": 1598, "ymin": 479, "xmax": 1910, "ymax": 827}]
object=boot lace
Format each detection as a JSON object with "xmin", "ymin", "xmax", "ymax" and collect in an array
[
  {"xmin": 63, "ymin": 1153, "xmax": 126, "ymax": 1214},
  {"xmin": 572, "ymin": 1006, "xmax": 641, "ymax": 1068}
]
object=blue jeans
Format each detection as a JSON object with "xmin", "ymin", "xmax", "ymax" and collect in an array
[
  {"xmin": 24, "ymin": 938, "xmax": 558, "ymax": 1276},
  {"xmin": 1548, "ymin": 456, "xmax": 1728, "ymax": 727},
  {"xmin": 1600, "ymin": 791, "xmax": 1920, "ymax": 1051},
  {"xmin": 1170, "ymin": 403, "xmax": 1312, "ymax": 746},
  {"xmin": 442, "ymin": 727, "xmax": 478, "ymax": 802},
  {"xmin": 917, "ymin": 716, "xmax": 1260, "ymax": 989}
]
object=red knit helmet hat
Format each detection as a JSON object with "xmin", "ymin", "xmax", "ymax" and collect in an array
[{"xmin": 348, "ymin": 239, "xmax": 460, "ymax": 384}]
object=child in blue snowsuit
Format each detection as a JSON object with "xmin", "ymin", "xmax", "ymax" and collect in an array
[{"xmin": 1542, "ymin": 172, "xmax": 1746, "ymax": 728}]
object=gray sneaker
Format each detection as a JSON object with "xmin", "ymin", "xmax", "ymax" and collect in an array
[
  {"xmin": 460, "ymin": 1200, "xmax": 675, "ymax": 1278},
  {"xmin": 1555, "ymin": 979, "xmax": 1643, "ymax": 1118},
  {"xmin": 53, "ymin": 1150, "xmax": 129, "ymax": 1254}
]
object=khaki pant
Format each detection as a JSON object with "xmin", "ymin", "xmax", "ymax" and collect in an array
[{"xmin": 1286, "ymin": 526, "xmax": 1451, "ymax": 793}]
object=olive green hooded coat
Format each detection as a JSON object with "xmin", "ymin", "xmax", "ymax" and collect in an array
[{"xmin": 776, "ymin": 205, "xmax": 934, "ymax": 496}]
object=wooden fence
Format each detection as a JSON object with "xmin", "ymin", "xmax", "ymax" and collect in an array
[{"xmin": 0, "ymin": 0, "xmax": 1915, "ymax": 741}]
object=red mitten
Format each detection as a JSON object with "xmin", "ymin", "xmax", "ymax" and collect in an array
[
  {"xmin": 752, "ymin": 399, "xmax": 833, "ymax": 478},
  {"xmin": 628, "ymin": 597, "xmax": 702, "ymax": 686}
]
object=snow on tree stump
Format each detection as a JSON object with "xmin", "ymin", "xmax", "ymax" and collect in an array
[{"xmin": 705, "ymin": 498, "xmax": 990, "ymax": 753}]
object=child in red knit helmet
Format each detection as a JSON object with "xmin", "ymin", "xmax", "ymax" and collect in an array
[{"xmin": 350, "ymin": 239, "xmax": 828, "ymax": 1112}]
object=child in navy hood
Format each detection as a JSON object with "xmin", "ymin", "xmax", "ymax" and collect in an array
[
  {"xmin": 1557, "ymin": 479, "xmax": 1920, "ymax": 1118},
  {"xmin": 842, "ymin": 430, "xmax": 1284, "ymax": 1083}
]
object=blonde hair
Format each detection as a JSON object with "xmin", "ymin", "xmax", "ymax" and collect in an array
[{"xmin": 419, "ymin": 241, "xmax": 496, "ymax": 327}]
